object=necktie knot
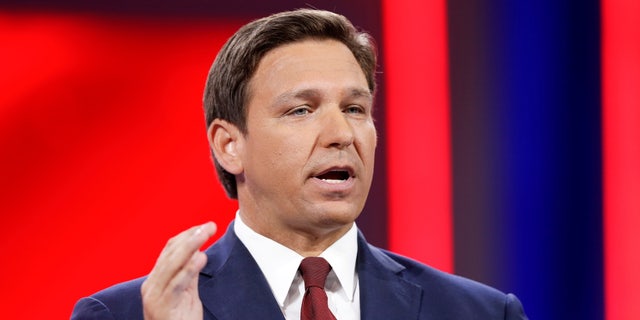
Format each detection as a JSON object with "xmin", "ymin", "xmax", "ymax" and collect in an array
[
  {"xmin": 299, "ymin": 257, "xmax": 332, "ymax": 289},
  {"xmin": 299, "ymin": 257, "xmax": 336, "ymax": 320}
]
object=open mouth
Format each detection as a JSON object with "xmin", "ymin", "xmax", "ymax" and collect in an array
[{"xmin": 315, "ymin": 169, "xmax": 352, "ymax": 184}]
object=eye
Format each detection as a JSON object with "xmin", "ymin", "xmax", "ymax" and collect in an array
[
  {"xmin": 285, "ymin": 106, "xmax": 312, "ymax": 117},
  {"xmin": 344, "ymin": 105, "xmax": 365, "ymax": 115}
]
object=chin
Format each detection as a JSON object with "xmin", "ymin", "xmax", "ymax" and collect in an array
[{"xmin": 312, "ymin": 203, "xmax": 363, "ymax": 226}]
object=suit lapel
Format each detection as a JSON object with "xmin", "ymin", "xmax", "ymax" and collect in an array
[
  {"xmin": 195, "ymin": 224, "xmax": 423, "ymax": 319},
  {"xmin": 197, "ymin": 222, "xmax": 285, "ymax": 320},
  {"xmin": 357, "ymin": 232, "xmax": 424, "ymax": 320}
]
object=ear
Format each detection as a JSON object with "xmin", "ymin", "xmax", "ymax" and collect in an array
[{"xmin": 208, "ymin": 119, "xmax": 244, "ymax": 175}]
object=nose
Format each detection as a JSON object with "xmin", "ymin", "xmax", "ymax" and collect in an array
[{"xmin": 319, "ymin": 107, "xmax": 355, "ymax": 149}]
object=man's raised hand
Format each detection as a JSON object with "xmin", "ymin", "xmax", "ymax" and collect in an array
[{"xmin": 141, "ymin": 222, "xmax": 217, "ymax": 320}]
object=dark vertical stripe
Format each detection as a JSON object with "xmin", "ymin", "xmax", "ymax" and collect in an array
[{"xmin": 449, "ymin": 0, "xmax": 503, "ymax": 283}]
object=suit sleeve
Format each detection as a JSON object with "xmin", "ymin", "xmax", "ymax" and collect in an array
[
  {"xmin": 504, "ymin": 293, "xmax": 528, "ymax": 320},
  {"xmin": 70, "ymin": 297, "xmax": 116, "ymax": 320}
]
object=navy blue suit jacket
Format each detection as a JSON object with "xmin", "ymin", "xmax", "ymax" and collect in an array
[{"xmin": 71, "ymin": 222, "xmax": 527, "ymax": 319}]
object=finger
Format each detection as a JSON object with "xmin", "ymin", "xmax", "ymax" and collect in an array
[
  {"xmin": 142, "ymin": 221, "xmax": 215, "ymax": 306},
  {"xmin": 156, "ymin": 221, "xmax": 217, "ymax": 265},
  {"xmin": 145, "ymin": 222, "xmax": 216, "ymax": 295},
  {"xmin": 142, "ymin": 251, "xmax": 207, "ymax": 320},
  {"xmin": 152, "ymin": 222, "xmax": 216, "ymax": 290},
  {"xmin": 166, "ymin": 250, "xmax": 208, "ymax": 295}
]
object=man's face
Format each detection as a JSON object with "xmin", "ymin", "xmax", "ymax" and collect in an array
[{"xmin": 236, "ymin": 39, "xmax": 377, "ymax": 238}]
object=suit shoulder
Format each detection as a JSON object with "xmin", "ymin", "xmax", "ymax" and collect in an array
[
  {"xmin": 71, "ymin": 277, "xmax": 146, "ymax": 320},
  {"xmin": 372, "ymin": 247, "xmax": 527, "ymax": 319},
  {"xmin": 380, "ymin": 248, "xmax": 503, "ymax": 295}
]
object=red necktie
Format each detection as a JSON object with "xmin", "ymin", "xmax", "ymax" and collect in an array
[{"xmin": 299, "ymin": 257, "xmax": 337, "ymax": 320}]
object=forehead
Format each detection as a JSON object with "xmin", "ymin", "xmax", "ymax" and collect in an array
[
  {"xmin": 248, "ymin": 39, "xmax": 369, "ymax": 100},
  {"xmin": 258, "ymin": 38, "xmax": 354, "ymax": 64}
]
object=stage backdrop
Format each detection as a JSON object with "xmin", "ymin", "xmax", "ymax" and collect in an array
[{"xmin": 1, "ymin": 0, "xmax": 638, "ymax": 319}]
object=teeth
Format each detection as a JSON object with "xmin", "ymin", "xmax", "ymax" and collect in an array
[{"xmin": 321, "ymin": 178, "xmax": 345, "ymax": 184}]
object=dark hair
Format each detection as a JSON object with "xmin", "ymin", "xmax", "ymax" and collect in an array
[{"xmin": 203, "ymin": 8, "xmax": 377, "ymax": 198}]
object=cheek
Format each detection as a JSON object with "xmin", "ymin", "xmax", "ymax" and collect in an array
[
  {"xmin": 258, "ymin": 133, "xmax": 310, "ymax": 172},
  {"xmin": 359, "ymin": 126, "xmax": 378, "ymax": 162}
]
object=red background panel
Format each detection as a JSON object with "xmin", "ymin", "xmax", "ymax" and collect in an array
[
  {"xmin": 602, "ymin": 0, "xmax": 640, "ymax": 318},
  {"xmin": 0, "ymin": 12, "xmax": 242, "ymax": 318},
  {"xmin": 382, "ymin": 0, "xmax": 452, "ymax": 272}
]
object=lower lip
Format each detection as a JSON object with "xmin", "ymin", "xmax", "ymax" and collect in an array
[{"xmin": 310, "ymin": 176, "xmax": 356, "ymax": 193}]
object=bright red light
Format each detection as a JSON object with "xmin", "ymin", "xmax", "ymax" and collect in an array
[
  {"xmin": 0, "ymin": 11, "xmax": 243, "ymax": 318},
  {"xmin": 602, "ymin": 0, "xmax": 640, "ymax": 319},
  {"xmin": 382, "ymin": 0, "xmax": 453, "ymax": 272}
]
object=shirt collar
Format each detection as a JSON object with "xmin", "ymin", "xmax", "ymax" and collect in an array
[
  {"xmin": 233, "ymin": 211, "xmax": 359, "ymax": 307},
  {"xmin": 318, "ymin": 223, "xmax": 359, "ymax": 301}
]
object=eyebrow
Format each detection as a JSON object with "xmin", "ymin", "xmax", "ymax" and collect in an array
[
  {"xmin": 347, "ymin": 88, "xmax": 374, "ymax": 101},
  {"xmin": 272, "ymin": 87, "xmax": 373, "ymax": 107}
]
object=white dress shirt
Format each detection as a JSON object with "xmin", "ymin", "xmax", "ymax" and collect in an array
[{"xmin": 234, "ymin": 212, "xmax": 361, "ymax": 320}]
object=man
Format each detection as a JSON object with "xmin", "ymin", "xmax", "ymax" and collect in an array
[{"xmin": 71, "ymin": 9, "xmax": 527, "ymax": 320}]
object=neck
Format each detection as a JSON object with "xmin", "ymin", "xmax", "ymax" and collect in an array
[{"xmin": 238, "ymin": 209, "xmax": 353, "ymax": 257}]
